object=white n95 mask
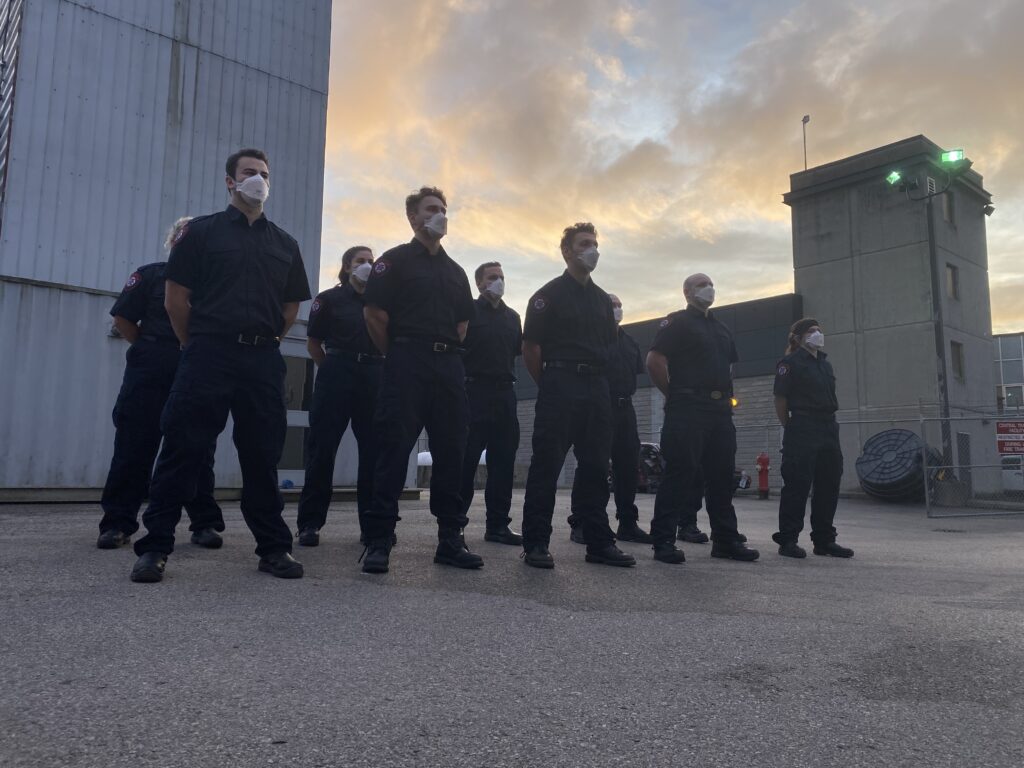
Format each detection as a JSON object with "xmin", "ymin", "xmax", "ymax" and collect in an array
[
  {"xmin": 352, "ymin": 262, "xmax": 373, "ymax": 283},
  {"xmin": 805, "ymin": 331, "xmax": 825, "ymax": 350},
  {"xmin": 425, "ymin": 212, "xmax": 448, "ymax": 238},
  {"xmin": 487, "ymin": 278, "xmax": 505, "ymax": 298},
  {"xmin": 578, "ymin": 247, "xmax": 600, "ymax": 271},
  {"xmin": 695, "ymin": 285, "xmax": 715, "ymax": 306},
  {"xmin": 235, "ymin": 175, "xmax": 269, "ymax": 204},
  {"xmin": 613, "ymin": 307, "xmax": 623, "ymax": 323}
]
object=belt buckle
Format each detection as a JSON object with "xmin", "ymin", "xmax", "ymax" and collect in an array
[
  {"xmin": 432, "ymin": 342, "xmax": 447, "ymax": 353},
  {"xmin": 237, "ymin": 334, "xmax": 252, "ymax": 346},
  {"xmin": 576, "ymin": 363, "xmax": 588, "ymax": 374},
  {"xmin": 710, "ymin": 390, "xmax": 723, "ymax": 400}
]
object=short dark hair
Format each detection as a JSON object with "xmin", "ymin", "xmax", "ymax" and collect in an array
[
  {"xmin": 226, "ymin": 148, "xmax": 269, "ymax": 178},
  {"xmin": 474, "ymin": 261, "xmax": 502, "ymax": 284},
  {"xmin": 338, "ymin": 246, "xmax": 373, "ymax": 284},
  {"xmin": 560, "ymin": 222, "xmax": 597, "ymax": 253},
  {"xmin": 405, "ymin": 186, "xmax": 447, "ymax": 216}
]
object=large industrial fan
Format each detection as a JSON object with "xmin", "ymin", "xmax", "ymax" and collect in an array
[{"xmin": 855, "ymin": 429, "xmax": 941, "ymax": 501}]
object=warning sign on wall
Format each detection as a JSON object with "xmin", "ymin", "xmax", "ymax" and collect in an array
[{"xmin": 996, "ymin": 421, "xmax": 1024, "ymax": 455}]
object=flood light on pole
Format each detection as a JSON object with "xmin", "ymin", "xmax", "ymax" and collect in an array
[{"xmin": 941, "ymin": 149, "xmax": 964, "ymax": 163}]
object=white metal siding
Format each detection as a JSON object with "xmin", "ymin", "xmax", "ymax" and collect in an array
[
  {"xmin": 0, "ymin": 0, "xmax": 329, "ymax": 292},
  {"xmin": 0, "ymin": 0, "xmax": 329, "ymax": 488}
]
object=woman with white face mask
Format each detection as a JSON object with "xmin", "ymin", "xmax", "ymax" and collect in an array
[
  {"xmin": 296, "ymin": 246, "xmax": 385, "ymax": 547},
  {"xmin": 772, "ymin": 318, "xmax": 854, "ymax": 559}
]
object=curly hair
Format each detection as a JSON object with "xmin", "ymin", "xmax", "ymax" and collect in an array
[{"xmin": 559, "ymin": 222, "xmax": 597, "ymax": 253}]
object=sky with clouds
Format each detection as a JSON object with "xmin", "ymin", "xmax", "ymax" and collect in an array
[{"xmin": 320, "ymin": 0, "xmax": 1024, "ymax": 333}]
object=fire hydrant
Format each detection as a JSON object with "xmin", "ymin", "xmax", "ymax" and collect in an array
[{"xmin": 755, "ymin": 452, "xmax": 770, "ymax": 499}]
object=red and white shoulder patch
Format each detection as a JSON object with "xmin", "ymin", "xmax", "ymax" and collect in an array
[
  {"xmin": 310, "ymin": 298, "xmax": 322, "ymax": 315},
  {"xmin": 124, "ymin": 271, "xmax": 142, "ymax": 290},
  {"xmin": 372, "ymin": 260, "xmax": 390, "ymax": 276},
  {"xmin": 171, "ymin": 223, "xmax": 189, "ymax": 246},
  {"xmin": 777, "ymin": 363, "xmax": 790, "ymax": 376},
  {"xmin": 532, "ymin": 295, "xmax": 548, "ymax": 311},
  {"xmin": 659, "ymin": 317, "xmax": 672, "ymax": 328}
]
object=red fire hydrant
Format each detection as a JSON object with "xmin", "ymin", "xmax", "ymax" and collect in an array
[{"xmin": 756, "ymin": 452, "xmax": 770, "ymax": 499}]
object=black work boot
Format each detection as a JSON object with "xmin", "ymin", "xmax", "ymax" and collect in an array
[
  {"xmin": 711, "ymin": 539, "xmax": 760, "ymax": 561},
  {"xmin": 297, "ymin": 527, "xmax": 320, "ymax": 547},
  {"xmin": 258, "ymin": 551, "xmax": 304, "ymax": 579},
  {"xmin": 522, "ymin": 544, "xmax": 555, "ymax": 569},
  {"xmin": 484, "ymin": 525, "xmax": 523, "ymax": 546},
  {"xmin": 616, "ymin": 520, "xmax": 653, "ymax": 544},
  {"xmin": 130, "ymin": 552, "xmax": 167, "ymax": 583},
  {"xmin": 97, "ymin": 529, "xmax": 130, "ymax": 549},
  {"xmin": 434, "ymin": 533, "xmax": 484, "ymax": 569},
  {"xmin": 585, "ymin": 544, "xmax": 636, "ymax": 567},
  {"xmin": 653, "ymin": 542, "xmax": 686, "ymax": 564},
  {"xmin": 813, "ymin": 541, "xmax": 854, "ymax": 558},
  {"xmin": 360, "ymin": 537, "xmax": 392, "ymax": 574},
  {"xmin": 778, "ymin": 542, "xmax": 807, "ymax": 558},
  {"xmin": 569, "ymin": 525, "xmax": 585, "ymax": 545},
  {"xmin": 677, "ymin": 524, "xmax": 709, "ymax": 544},
  {"xmin": 190, "ymin": 528, "xmax": 223, "ymax": 549}
]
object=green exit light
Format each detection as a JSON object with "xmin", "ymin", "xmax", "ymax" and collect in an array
[
  {"xmin": 941, "ymin": 149, "xmax": 964, "ymax": 163},
  {"xmin": 886, "ymin": 170, "xmax": 902, "ymax": 185}
]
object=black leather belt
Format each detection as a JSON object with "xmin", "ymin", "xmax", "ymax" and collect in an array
[
  {"xmin": 544, "ymin": 360, "xmax": 606, "ymax": 375},
  {"xmin": 326, "ymin": 349, "xmax": 384, "ymax": 364},
  {"xmin": 237, "ymin": 333, "xmax": 280, "ymax": 348},
  {"xmin": 392, "ymin": 337, "xmax": 462, "ymax": 354},
  {"xmin": 674, "ymin": 387, "xmax": 731, "ymax": 400},
  {"xmin": 612, "ymin": 396, "xmax": 632, "ymax": 407},
  {"xmin": 790, "ymin": 409, "xmax": 836, "ymax": 420},
  {"xmin": 465, "ymin": 376, "xmax": 515, "ymax": 388},
  {"xmin": 139, "ymin": 334, "xmax": 180, "ymax": 346}
]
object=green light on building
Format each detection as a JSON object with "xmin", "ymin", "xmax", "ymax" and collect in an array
[
  {"xmin": 941, "ymin": 149, "xmax": 965, "ymax": 163},
  {"xmin": 886, "ymin": 170, "xmax": 902, "ymax": 185}
]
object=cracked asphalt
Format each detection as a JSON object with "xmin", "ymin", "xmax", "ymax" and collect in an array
[{"xmin": 1, "ymin": 491, "xmax": 1022, "ymax": 767}]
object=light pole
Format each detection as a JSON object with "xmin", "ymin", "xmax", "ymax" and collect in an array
[{"xmin": 801, "ymin": 115, "xmax": 810, "ymax": 170}]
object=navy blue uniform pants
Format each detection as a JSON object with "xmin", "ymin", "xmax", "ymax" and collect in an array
[
  {"xmin": 522, "ymin": 369, "xmax": 615, "ymax": 552},
  {"xmin": 650, "ymin": 399, "xmax": 741, "ymax": 545},
  {"xmin": 99, "ymin": 339, "xmax": 222, "ymax": 535},
  {"xmin": 459, "ymin": 382, "xmax": 519, "ymax": 527},
  {"xmin": 568, "ymin": 399, "xmax": 640, "ymax": 526},
  {"xmin": 296, "ymin": 355, "xmax": 380, "ymax": 533},
  {"xmin": 134, "ymin": 336, "xmax": 292, "ymax": 558},
  {"xmin": 774, "ymin": 415, "xmax": 842, "ymax": 545},
  {"xmin": 364, "ymin": 342, "xmax": 470, "ymax": 540}
]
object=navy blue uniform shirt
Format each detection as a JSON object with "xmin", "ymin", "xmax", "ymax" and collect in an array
[
  {"xmin": 363, "ymin": 239, "xmax": 475, "ymax": 345},
  {"xmin": 607, "ymin": 327, "xmax": 643, "ymax": 398},
  {"xmin": 523, "ymin": 271, "xmax": 616, "ymax": 364},
  {"xmin": 462, "ymin": 296, "xmax": 522, "ymax": 381},
  {"xmin": 306, "ymin": 283, "xmax": 379, "ymax": 356},
  {"xmin": 110, "ymin": 262, "xmax": 177, "ymax": 341},
  {"xmin": 774, "ymin": 347, "xmax": 839, "ymax": 413},
  {"xmin": 165, "ymin": 205, "xmax": 311, "ymax": 338},
  {"xmin": 650, "ymin": 305, "xmax": 738, "ymax": 393}
]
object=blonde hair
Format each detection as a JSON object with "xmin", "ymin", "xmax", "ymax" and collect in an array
[{"xmin": 164, "ymin": 216, "xmax": 193, "ymax": 252}]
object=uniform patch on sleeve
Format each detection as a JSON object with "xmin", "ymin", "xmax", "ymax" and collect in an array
[
  {"xmin": 532, "ymin": 295, "xmax": 548, "ymax": 311},
  {"xmin": 372, "ymin": 260, "xmax": 390, "ymax": 276},
  {"xmin": 777, "ymin": 363, "xmax": 790, "ymax": 376},
  {"xmin": 124, "ymin": 271, "xmax": 142, "ymax": 290},
  {"xmin": 171, "ymin": 223, "xmax": 189, "ymax": 246},
  {"xmin": 659, "ymin": 317, "xmax": 672, "ymax": 328},
  {"xmin": 310, "ymin": 298, "xmax": 322, "ymax": 315}
]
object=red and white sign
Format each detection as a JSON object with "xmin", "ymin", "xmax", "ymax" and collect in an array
[{"xmin": 996, "ymin": 421, "xmax": 1024, "ymax": 455}]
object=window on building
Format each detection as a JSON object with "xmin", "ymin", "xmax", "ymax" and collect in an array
[
  {"xmin": 1003, "ymin": 359, "xmax": 1024, "ymax": 386},
  {"xmin": 1006, "ymin": 385, "xmax": 1024, "ymax": 412},
  {"xmin": 950, "ymin": 341, "xmax": 966, "ymax": 381},
  {"xmin": 945, "ymin": 263, "xmax": 959, "ymax": 300},
  {"xmin": 942, "ymin": 190, "xmax": 956, "ymax": 224},
  {"xmin": 999, "ymin": 335, "xmax": 1024, "ymax": 361}
]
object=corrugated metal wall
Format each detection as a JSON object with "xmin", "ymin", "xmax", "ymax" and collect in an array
[
  {"xmin": 0, "ymin": 0, "xmax": 329, "ymax": 291},
  {"xmin": 0, "ymin": 0, "xmax": 330, "ymax": 488}
]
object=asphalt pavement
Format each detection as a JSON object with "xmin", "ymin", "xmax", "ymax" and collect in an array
[{"xmin": 1, "ymin": 491, "xmax": 1022, "ymax": 768}]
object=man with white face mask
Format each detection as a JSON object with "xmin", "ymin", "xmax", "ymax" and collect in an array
[
  {"xmin": 129, "ymin": 148, "xmax": 312, "ymax": 583},
  {"xmin": 645, "ymin": 273, "xmax": 759, "ymax": 564},
  {"xmin": 772, "ymin": 318, "xmax": 852, "ymax": 558},
  {"xmin": 459, "ymin": 262, "xmax": 524, "ymax": 545},
  {"xmin": 519, "ymin": 222, "xmax": 635, "ymax": 569},
  {"xmin": 568, "ymin": 294, "xmax": 652, "ymax": 544},
  {"xmin": 361, "ymin": 186, "xmax": 481, "ymax": 574}
]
